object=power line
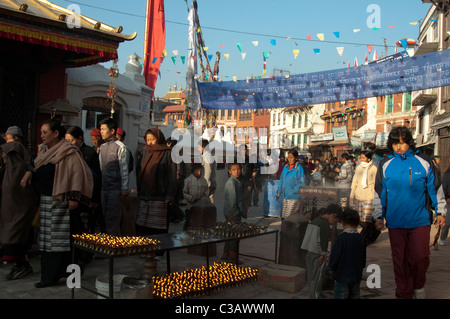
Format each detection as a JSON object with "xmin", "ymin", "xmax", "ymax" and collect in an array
[{"xmin": 61, "ymin": 0, "xmax": 397, "ymax": 48}]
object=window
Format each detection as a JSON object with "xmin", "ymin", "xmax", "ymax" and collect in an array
[
  {"xmin": 292, "ymin": 116, "xmax": 296, "ymax": 128},
  {"xmin": 404, "ymin": 92, "xmax": 412, "ymax": 112},
  {"xmin": 386, "ymin": 95, "xmax": 393, "ymax": 113},
  {"xmin": 283, "ymin": 112, "xmax": 286, "ymax": 125},
  {"xmin": 278, "ymin": 113, "xmax": 281, "ymax": 126},
  {"xmin": 291, "ymin": 135, "xmax": 295, "ymax": 146},
  {"xmin": 272, "ymin": 113, "xmax": 276, "ymax": 126},
  {"xmin": 305, "ymin": 113, "xmax": 308, "ymax": 126},
  {"xmin": 304, "ymin": 134, "xmax": 308, "ymax": 145},
  {"xmin": 432, "ymin": 20, "xmax": 439, "ymax": 42},
  {"xmin": 298, "ymin": 115, "xmax": 302, "ymax": 128}
]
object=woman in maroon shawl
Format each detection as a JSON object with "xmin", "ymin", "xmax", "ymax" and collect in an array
[
  {"xmin": 135, "ymin": 128, "xmax": 177, "ymax": 238},
  {"xmin": 0, "ymin": 141, "xmax": 38, "ymax": 280}
]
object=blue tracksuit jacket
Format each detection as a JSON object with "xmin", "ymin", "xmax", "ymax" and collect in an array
[
  {"xmin": 374, "ymin": 148, "xmax": 447, "ymax": 229},
  {"xmin": 277, "ymin": 162, "xmax": 305, "ymax": 200}
]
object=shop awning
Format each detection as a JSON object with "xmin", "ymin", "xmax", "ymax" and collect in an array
[
  {"xmin": 39, "ymin": 98, "xmax": 80, "ymax": 117},
  {"xmin": 327, "ymin": 140, "xmax": 349, "ymax": 146},
  {"xmin": 308, "ymin": 141, "xmax": 328, "ymax": 147}
]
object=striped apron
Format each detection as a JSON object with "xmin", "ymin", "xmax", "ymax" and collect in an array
[{"xmin": 39, "ymin": 195, "xmax": 71, "ymax": 252}]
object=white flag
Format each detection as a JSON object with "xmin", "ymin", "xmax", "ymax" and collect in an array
[{"xmin": 186, "ymin": 2, "xmax": 198, "ymax": 110}]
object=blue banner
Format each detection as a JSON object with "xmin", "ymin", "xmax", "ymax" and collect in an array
[{"xmin": 197, "ymin": 49, "xmax": 450, "ymax": 110}]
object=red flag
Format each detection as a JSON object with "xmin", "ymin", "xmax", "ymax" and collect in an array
[{"xmin": 143, "ymin": 0, "xmax": 165, "ymax": 96}]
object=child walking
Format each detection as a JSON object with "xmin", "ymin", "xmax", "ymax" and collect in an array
[
  {"xmin": 301, "ymin": 204, "xmax": 340, "ymax": 299},
  {"xmin": 328, "ymin": 208, "xmax": 366, "ymax": 299}
]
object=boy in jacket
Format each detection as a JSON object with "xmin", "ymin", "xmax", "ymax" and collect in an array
[
  {"xmin": 301, "ymin": 204, "xmax": 340, "ymax": 299},
  {"xmin": 99, "ymin": 118, "xmax": 129, "ymax": 236}
]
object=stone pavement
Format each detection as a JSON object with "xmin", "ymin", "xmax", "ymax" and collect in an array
[{"xmin": 1, "ymin": 168, "xmax": 450, "ymax": 301}]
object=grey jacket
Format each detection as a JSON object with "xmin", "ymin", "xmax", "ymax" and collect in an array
[
  {"xmin": 99, "ymin": 137, "xmax": 129, "ymax": 192},
  {"xmin": 337, "ymin": 160, "xmax": 354, "ymax": 188},
  {"xmin": 224, "ymin": 175, "xmax": 246, "ymax": 221}
]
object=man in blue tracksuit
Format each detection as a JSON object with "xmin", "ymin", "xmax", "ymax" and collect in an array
[{"xmin": 373, "ymin": 126, "xmax": 446, "ymax": 299}]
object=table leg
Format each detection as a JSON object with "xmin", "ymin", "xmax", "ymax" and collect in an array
[
  {"xmin": 206, "ymin": 244, "xmax": 211, "ymax": 294},
  {"xmin": 166, "ymin": 251, "xmax": 171, "ymax": 274},
  {"xmin": 275, "ymin": 231, "xmax": 279, "ymax": 264},
  {"xmin": 236, "ymin": 239, "xmax": 240, "ymax": 265},
  {"xmin": 71, "ymin": 247, "xmax": 76, "ymax": 299},
  {"xmin": 109, "ymin": 256, "xmax": 113, "ymax": 299}
]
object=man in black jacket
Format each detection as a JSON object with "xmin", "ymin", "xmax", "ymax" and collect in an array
[{"xmin": 439, "ymin": 163, "xmax": 450, "ymax": 246}]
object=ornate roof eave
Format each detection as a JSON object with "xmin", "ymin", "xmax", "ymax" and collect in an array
[{"xmin": 0, "ymin": 1, "xmax": 136, "ymax": 43}]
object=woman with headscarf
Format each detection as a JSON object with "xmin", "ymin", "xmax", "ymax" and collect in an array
[
  {"xmin": 65, "ymin": 126, "xmax": 102, "ymax": 234},
  {"xmin": 21, "ymin": 119, "xmax": 93, "ymax": 288},
  {"xmin": 276, "ymin": 149, "xmax": 305, "ymax": 220},
  {"xmin": 135, "ymin": 128, "xmax": 177, "ymax": 237},
  {"xmin": 0, "ymin": 140, "xmax": 38, "ymax": 280},
  {"xmin": 350, "ymin": 149, "xmax": 378, "ymax": 245}
]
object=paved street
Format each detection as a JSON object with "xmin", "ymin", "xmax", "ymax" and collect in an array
[{"xmin": 1, "ymin": 169, "xmax": 449, "ymax": 303}]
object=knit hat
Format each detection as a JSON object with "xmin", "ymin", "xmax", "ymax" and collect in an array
[
  {"xmin": 5, "ymin": 125, "xmax": 23, "ymax": 137},
  {"xmin": 116, "ymin": 128, "xmax": 124, "ymax": 136},
  {"xmin": 89, "ymin": 128, "xmax": 101, "ymax": 136}
]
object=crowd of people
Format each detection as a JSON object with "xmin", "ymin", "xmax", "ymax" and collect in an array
[
  {"xmin": 0, "ymin": 118, "xmax": 226, "ymax": 285},
  {"xmin": 0, "ymin": 121, "xmax": 448, "ymax": 300},
  {"xmin": 274, "ymin": 126, "xmax": 448, "ymax": 299}
]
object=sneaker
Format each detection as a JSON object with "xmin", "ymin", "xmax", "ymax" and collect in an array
[
  {"xmin": 6, "ymin": 263, "xmax": 33, "ymax": 280},
  {"xmin": 439, "ymin": 240, "xmax": 446, "ymax": 246},
  {"xmin": 414, "ymin": 288, "xmax": 426, "ymax": 299}
]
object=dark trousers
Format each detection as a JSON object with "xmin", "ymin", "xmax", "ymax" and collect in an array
[
  {"xmin": 388, "ymin": 225, "xmax": 430, "ymax": 299},
  {"xmin": 334, "ymin": 280, "xmax": 361, "ymax": 299},
  {"xmin": 39, "ymin": 251, "xmax": 71, "ymax": 285},
  {"xmin": 135, "ymin": 221, "xmax": 169, "ymax": 257},
  {"xmin": 101, "ymin": 190, "xmax": 122, "ymax": 236}
]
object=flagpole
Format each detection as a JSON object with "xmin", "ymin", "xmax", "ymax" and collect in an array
[{"xmin": 143, "ymin": 0, "xmax": 149, "ymax": 67}]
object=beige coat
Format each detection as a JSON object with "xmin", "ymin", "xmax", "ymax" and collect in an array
[{"xmin": 350, "ymin": 163, "xmax": 377, "ymax": 201}]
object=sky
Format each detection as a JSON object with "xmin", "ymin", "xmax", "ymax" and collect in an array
[{"xmin": 50, "ymin": 0, "xmax": 432, "ymax": 98}]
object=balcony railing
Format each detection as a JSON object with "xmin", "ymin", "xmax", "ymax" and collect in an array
[{"xmin": 412, "ymin": 89, "xmax": 437, "ymax": 106}]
